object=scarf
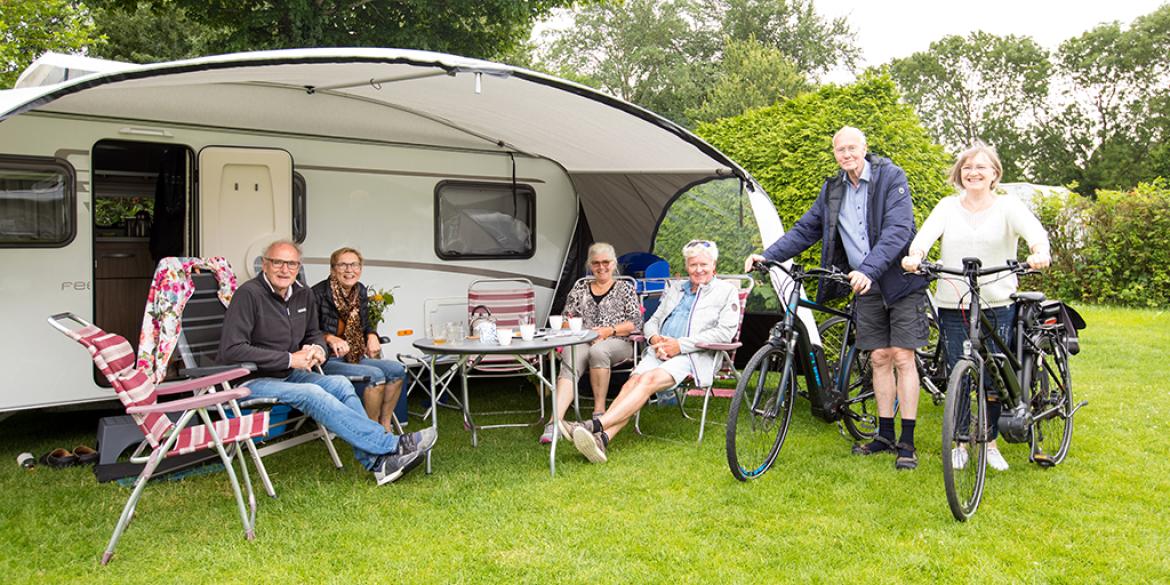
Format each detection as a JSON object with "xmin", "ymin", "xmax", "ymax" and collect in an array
[{"xmin": 330, "ymin": 276, "xmax": 365, "ymax": 363}]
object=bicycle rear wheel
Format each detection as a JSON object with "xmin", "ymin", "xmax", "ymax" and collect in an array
[
  {"xmin": 941, "ymin": 359, "xmax": 988, "ymax": 521},
  {"xmin": 726, "ymin": 342, "xmax": 796, "ymax": 481},
  {"xmin": 839, "ymin": 346, "xmax": 876, "ymax": 440},
  {"xmin": 1025, "ymin": 341, "xmax": 1073, "ymax": 465}
]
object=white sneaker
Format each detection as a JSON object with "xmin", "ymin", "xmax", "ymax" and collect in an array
[
  {"xmin": 951, "ymin": 446, "xmax": 969, "ymax": 470},
  {"xmin": 539, "ymin": 423, "xmax": 554, "ymax": 445},
  {"xmin": 987, "ymin": 446, "xmax": 1010, "ymax": 471}
]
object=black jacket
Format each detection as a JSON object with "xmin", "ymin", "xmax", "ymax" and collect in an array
[
  {"xmin": 763, "ymin": 154, "xmax": 928, "ymax": 304},
  {"xmin": 219, "ymin": 274, "xmax": 326, "ymax": 379},
  {"xmin": 310, "ymin": 279, "xmax": 375, "ymax": 339}
]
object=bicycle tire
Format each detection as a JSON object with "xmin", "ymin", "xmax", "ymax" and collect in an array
[
  {"xmin": 941, "ymin": 359, "xmax": 988, "ymax": 521},
  {"xmin": 839, "ymin": 346, "xmax": 876, "ymax": 440},
  {"xmin": 726, "ymin": 342, "xmax": 797, "ymax": 481},
  {"xmin": 1024, "ymin": 339, "xmax": 1074, "ymax": 465},
  {"xmin": 917, "ymin": 310, "xmax": 948, "ymax": 404}
]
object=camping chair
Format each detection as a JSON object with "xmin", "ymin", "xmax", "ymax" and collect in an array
[
  {"xmin": 618, "ymin": 251, "xmax": 671, "ymax": 316},
  {"xmin": 634, "ymin": 274, "xmax": 754, "ymax": 443},
  {"xmin": 48, "ymin": 313, "xmax": 267, "ymax": 565},
  {"xmin": 176, "ymin": 269, "xmax": 344, "ymax": 498},
  {"xmin": 565, "ymin": 275, "xmax": 641, "ymax": 420},
  {"xmin": 460, "ymin": 278, "xmax": 543, "ymax": 446}
]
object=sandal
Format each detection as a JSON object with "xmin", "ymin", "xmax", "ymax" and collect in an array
[
  {"xmin": 39, "ymin": 448, "xmax": 77, "ymax": 469},
  {"xmin": 894, "ymin": 442, "xmax": 918, "ymax": 470},
  {"xmin": 851, "ymin": 435, "xmax": 895, "ymax": 456},
  {"xmin": 73, "ymin": 445, "xmax": 99, "ymax": 465}
]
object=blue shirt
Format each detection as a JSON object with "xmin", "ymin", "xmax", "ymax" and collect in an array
[
  {"xmin": 838, "ymin": 159, "xmax": 871, "ymax": 270},
  {"xmin": 660, "ymin": 284, "xmax": 698, "ymax": 339}
]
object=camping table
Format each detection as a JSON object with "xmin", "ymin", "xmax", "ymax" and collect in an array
[{"xmin": 412, "ymin": 329, "xmax": 598, "ymax": 477}]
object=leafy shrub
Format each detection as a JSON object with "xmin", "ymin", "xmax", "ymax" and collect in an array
[
  {"xmin": 694, "ymin": 72, "xmax": 952, "ymax": 275},
  {"xmin": 1036, "ymin": 181, "xmax": 1170, "ymax": 308}
]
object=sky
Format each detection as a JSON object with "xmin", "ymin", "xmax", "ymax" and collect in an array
[{"xmin": 816, "ymin": 0, "xmax": 1166, "ymax": 81}]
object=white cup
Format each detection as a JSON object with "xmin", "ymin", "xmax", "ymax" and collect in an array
[
  {"xmin": 569, "ymin": 317, "xmax": 583, "ymax": 332},
  {"xmin": 519, "ymin": 323, "xmax": 536, "ymax": 341},
  {"xmin": 548, "ymin": 315, "xmax": 563, "ymax": 330},
  {"xmin": 497, "ymin": 327, "xmax": 514, "ymax": 345}
]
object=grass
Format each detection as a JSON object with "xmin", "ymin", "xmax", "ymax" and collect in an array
[{"xmin": 1, "ymin": 305, "xmax": 1168, "ymax": 583}]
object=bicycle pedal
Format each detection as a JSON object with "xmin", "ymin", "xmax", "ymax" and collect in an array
[{"xmin": 1031, "ymin": 453, "xmax": 1055, "ymax": 467}]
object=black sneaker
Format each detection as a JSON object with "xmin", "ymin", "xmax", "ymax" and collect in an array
[{"xmin": 372, "ymin": 428, "xmax": 437, "ymax": 485}]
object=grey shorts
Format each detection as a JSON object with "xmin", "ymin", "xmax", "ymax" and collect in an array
[
  {"xmin": 854, "ymin": 288, "xmax": 929, "ymax": 351},
  {"xmin": 557, "ymin": 337, "xmax": 634, "ymax": 380}
]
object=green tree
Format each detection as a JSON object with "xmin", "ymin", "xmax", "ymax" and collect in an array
[
  {"xmin": 89, "ymin": 0, "xmax": 579, "ymax": 62},
  {"xmin": 1032, "ymin": 5, "xmax": 1170, "ymax": 193},
  {"xmin": 703, "ymin": 0, "xmax": 857, "ymax": 78},
  {"xmin": 686, "ymin": 37, "xmax": 809, "ymax": 125},
  {"xmin": 695, "ymin": 73, "xmax": 952, "ymax": 271},
  {"xmin": 88, "ymin": 1, "xmax": 227, "ymax": 63},
  {"xmin": 887, "ymin": 32, "xmax": 1050, "ymax": 181},
  {"xmin": 0, "ymin": 0, "xmax": 104, "ymax": 88}
]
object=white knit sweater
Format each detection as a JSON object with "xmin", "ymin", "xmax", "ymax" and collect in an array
[{"xmin": 911, "ymin": 193, "xmax": 1049, "ymax": 309}]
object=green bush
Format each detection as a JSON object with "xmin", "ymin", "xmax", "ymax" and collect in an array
[
  {"xmin": 1036, "ymin": 181, "xmax": 1170, "ymax": 308},
  {"xmin": 694, "ymin": 71, "xmax": 953, "ymax": 280}
]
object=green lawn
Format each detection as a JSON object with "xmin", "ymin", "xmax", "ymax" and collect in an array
[{"xmin": 1, "ymin": 306, "xmax": 1167, "ymax": 584}]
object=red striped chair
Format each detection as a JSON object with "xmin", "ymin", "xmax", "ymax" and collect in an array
[
  {"xmin": 48, "ymin": 313, "xmax": 268, "ymax": 565},
  {"xmin": 460, "ymin": 278, "xmax": 543, "ymax": 446}
]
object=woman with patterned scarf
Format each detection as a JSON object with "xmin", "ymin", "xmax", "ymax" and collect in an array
[{"xmin": 311, "ymin": 247, "xmax": 406, "ymax": 432}]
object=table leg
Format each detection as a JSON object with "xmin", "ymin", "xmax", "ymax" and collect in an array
[
  {"xmin": 426, "ymin": 354, "xmax": 437, "ymax": 474},
  {"xmin": 549, "ymin": 348, "xmax": 558, "ymax": 477}
]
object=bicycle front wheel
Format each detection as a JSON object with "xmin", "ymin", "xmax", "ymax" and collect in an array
[
  {"xmin": 1025, "ymin": 341, "xmax": 1074, "ymax": 465},
  {"xmin": 941, "ymin": 359, "xmax": 988, "ymax": 521},
  {"xmin": 726, "ymin": 342, "xmax": 797, "ymax": 481}
]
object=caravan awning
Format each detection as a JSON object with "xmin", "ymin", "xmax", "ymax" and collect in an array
[{"xmin": 0, "ymin": 48, "xmax": 757, "ymax": 253}]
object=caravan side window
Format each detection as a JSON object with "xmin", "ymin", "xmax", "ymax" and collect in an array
[
  {"xmin": 0, "ymin": 156, "xmax": 75, "ymax": 247},
  {"xmin": 434, "ymin": 181, "xmax": 535, "ymax": 260}
]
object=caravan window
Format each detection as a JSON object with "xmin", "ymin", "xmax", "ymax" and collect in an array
[
  {"xmin": 0, "ymin": 157, "xmax": 75, "ymax": 247},
  {"xmin": 434, "ymin": 181, "xmax": 535, "ymax": 260}
]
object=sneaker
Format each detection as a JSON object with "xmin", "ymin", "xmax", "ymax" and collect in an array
[
  {"xmin": 539, "ymin": 423, "xmax": 554, "ymax": 445},
  {"xmin": 951, "ymin": 446, "xmax": 969, "ymax": 470},
  {"xmin": 557, "ymin": 419, "xmax": 593, "ymax": 441},
  {"xmin": 372, "ymin": 428, "xmax": 436, "ymax": 486},
  {"xmin": 986, "ymin": 446, "xmax": 1009, "ymax": 471},
  {"xmin": 571, "ymin": 426, "xmax": 608, "ymax": 463}
]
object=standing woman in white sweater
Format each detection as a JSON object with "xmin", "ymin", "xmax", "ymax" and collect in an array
[{"xmin": 901, "ymin": 143, "xmax": 1050, "ymax": 471}]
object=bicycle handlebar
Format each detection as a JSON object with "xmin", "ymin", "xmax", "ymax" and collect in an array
[
  {"xmin": 751, "ymin": 259, "xmax": 852, "ymax": 285},
  {"xmin": 917, "ymin": 258, "xmax": 1034, "ymax": 278}
]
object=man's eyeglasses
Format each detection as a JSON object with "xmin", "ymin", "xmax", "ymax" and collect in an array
[
  {"xmin": 333, "ymin": 262, "xmax": 361, "ymax": 271},
  {"xmin": 264, "ymin": 257, "xmax": 301, "ymax": 270},
  {"xmin": 684, "ymin": 239, "xmax": 715, "ymax": 250}
]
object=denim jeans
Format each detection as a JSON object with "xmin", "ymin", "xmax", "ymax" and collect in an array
[
  {"xmin": 323, "ymin": 357, "xmax": 409, "ymax": 421},
  {"xmin": 938, "ymin": 305, "xmax": 1015, "ymax": 441},
  {"xmin": 243, "ymin": 369, "xmax": 399, "ymax": 470}
]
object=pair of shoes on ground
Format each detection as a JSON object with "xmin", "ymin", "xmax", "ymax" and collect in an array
[
  {"xmin": 373, "ymin": 427, "xmax": 438, "ymax": 485},
  {"xmin": 851, "ymin": 437, "xmax": 916, "ymax": 470},
  {"xmin": 40, "ymin": 445, "xmax": 98, "ymax": 469},
  {"xmin": 539, "ymin": 416, "xmax": 603, "ymax": 445},
  {"xmin": 950, "ymin": 445, "xmax": 1009, "ymax": 471},
  {"xmin": 570, "ymin": 426, "xmax": 607, "ymax": 464}
]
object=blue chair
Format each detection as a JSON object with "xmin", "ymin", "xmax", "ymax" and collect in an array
[{"xmin": 617, "ymin": 252, "xmax": 670, "ymax": 316}]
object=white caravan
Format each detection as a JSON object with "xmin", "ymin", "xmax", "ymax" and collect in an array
[{"xmin": 0, "ymin": 49, "xmax": 779, "ymax": 412}]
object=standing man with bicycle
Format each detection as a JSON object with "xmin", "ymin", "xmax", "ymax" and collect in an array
[{"xmin": 745, "ymin": 126, "xmax": 929, "ymax": 470}]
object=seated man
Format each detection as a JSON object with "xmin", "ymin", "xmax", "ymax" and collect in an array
[
  {"xmin": 563, "ymin": 239, "xmax": 740, "ymax": 463},
  {"xmin": 219, "ymin": 240, "xmax": 435, "ymax": 485}
]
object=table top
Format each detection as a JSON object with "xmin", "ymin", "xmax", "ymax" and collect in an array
[{"xmin": 412, "ymin": 329, "xmax": 598, "ymax": 355}]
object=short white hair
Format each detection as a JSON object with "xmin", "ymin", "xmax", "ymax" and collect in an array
[
  {"xmin": 586, "ymin": 242, "xmax": 619, "ymax": 274},
  {"xmin": 832, "ymin": 126, "xmax": 867, "ymax": 147},
  {"xmin": 682, "ymin": 239, "xmax": 718, "ymax": 262}
]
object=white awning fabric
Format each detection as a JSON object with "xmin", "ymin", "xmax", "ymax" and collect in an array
[{"xmin": 0, "ymin": 48, "xmax": 759, "ymax": 252}]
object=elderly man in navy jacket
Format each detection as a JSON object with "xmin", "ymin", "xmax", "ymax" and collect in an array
[
  {"xmin": 745, "ymin": 127, "xmax": 929, "ymax": 470},
  {"xmin": 219, "ymin": 240, "xmax": 435, "ymax": 485}
]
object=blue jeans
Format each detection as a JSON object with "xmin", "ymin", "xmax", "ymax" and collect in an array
[
  {"xmin": 243, "ymin": 369, "xmax": 399, "ymax": 470},
  {"xmin": 939, "ymin": 305, "xmax": 1015, "ymax": 441},
  {"xmin": 323, "ymin": 357, "xmax": 409, "ymax": 421}
]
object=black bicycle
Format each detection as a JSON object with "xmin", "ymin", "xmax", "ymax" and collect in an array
[
  {"xmin": 920, "ymin": 258, "xmax": 1087, "ymax": 521},
  {"xmin": 725, "ymin": 261, "xmax": 859, "ymax": 481},
  {"xmin": 817, "ymin": 290, "xmax": 948, "ymax": 440}
]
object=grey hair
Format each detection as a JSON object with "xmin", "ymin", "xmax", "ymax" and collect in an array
[
  {"xmin": 586, "ymin": 242, "xmax": 620, "ymax": 275},
  {"xmin": 264, "ymin": 239, "xmax": 302, "ymax": 258},
  {"xmin": 832, "ymin": 126, "xmax": 867, "ymax": 147},
  {"xmin": 682, "ymin": 239, "xmax": 718, "ymax": 262}
]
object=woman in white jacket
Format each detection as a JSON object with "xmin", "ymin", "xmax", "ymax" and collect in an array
[
  {"xmin": 901, "ymin": 143, "xmax": 1050, "ymax": 472},
  {"xmin": 562, "ymin": 239, "xmax": 741, "ymax": 464}
]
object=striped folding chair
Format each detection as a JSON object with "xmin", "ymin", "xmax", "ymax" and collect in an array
[
  {"xmin": 460, "ymin": 278, "xmax": 542, "ymax": 446},
  {"xmin": 48, "ymin": 313, "xmax": 268, "ymax": 565}
]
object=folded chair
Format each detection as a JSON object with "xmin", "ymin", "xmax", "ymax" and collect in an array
[
  {"xmin": 460, "ymin": 278, "xmax": 543, "ymax": 446},
  {"xmin": 48, "ymin": 313, "xmax": 267, "ymax": 565},
  {"xmin": 175, "ymin": 268, "xmax": 344, "ymax": 497},
  {"xmin": 634, "ymin": 274, "xmax": 754, "ymax": 443}
]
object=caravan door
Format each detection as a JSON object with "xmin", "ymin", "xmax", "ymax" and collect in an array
[{"xmin": 197, "ymin": 147, "xmax": 293, "ymax": 276}]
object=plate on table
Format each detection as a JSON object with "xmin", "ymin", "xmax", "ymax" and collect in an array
[{"xmin": 513, "ymin": 330, "xmax": 548, "ymax": 339}]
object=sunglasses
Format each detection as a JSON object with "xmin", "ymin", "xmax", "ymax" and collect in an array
[{"xmin": 684, "ymin": 239, "xmax": 715, "ymax": 249}]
